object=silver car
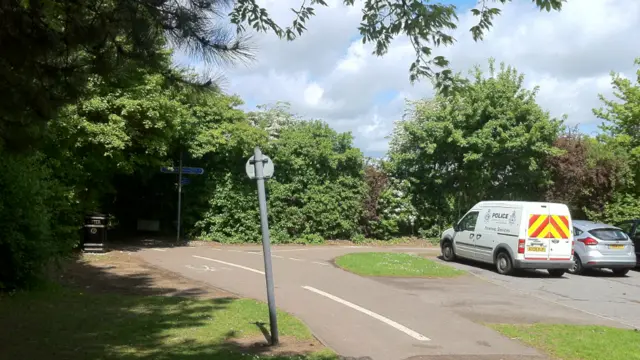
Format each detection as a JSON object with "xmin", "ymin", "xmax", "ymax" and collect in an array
[{"xmin": 570, "ymin": 220, "xmax": 637, "ymax": 276}]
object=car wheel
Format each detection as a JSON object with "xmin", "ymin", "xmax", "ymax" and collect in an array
[
  {"xmin": 495, "ymin": 251, "xmax": 514, "ymax": 275},
  {"xmin": 612, "ymin": 268, "xmax": 630, "ymax": 277},
  {"xmin": 568, "ymin": 254, "xmax": 584, "ymax": 275},
  {"xmin": 441, "ymin": 241, "xmax": 456, "ymax": 262},
  {"xmin": 548, "ymin": 269, "xmax": 566, "ymax": 277}
]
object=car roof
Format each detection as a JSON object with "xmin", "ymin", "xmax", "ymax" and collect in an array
[{"xmin": 573, "ymin": 220, "xmax": 620, "ymax": 231}]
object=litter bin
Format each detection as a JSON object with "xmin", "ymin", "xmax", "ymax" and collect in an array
[{"xmin": 84, "ymin": 213, "xmax": 107, "ymax": 253}]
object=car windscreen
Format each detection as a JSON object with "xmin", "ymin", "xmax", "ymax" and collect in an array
[{"xmin": 589, "ymin": 228, "xmax": 628, "ymax": 241}]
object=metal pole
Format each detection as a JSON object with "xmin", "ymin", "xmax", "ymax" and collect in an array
[
  {"xmin": 253, "ymin": 146, "xmax": 279, "ymax": 345},
  {"xmin": 177, "ymin": 151, "xmax": 183, "ymax": 242}
]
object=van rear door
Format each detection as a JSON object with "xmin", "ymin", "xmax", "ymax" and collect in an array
[
  {"xmin": 525, "ymin": 203, "xmax": 551, "ymax": 260},
  {"xmin": 526, "ymin": 203, "xmax": 572, "ymax": 261},
  {"xmin": 546, "ymin": 204, "xmax": 572, "ymax": 260}
]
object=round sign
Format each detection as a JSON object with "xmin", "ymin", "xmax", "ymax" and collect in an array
[
  {"xmin": 90, "ymin": 228, "xmax": 98, "ymax": 234},
  {"xmin": 245, "ymin": 155, "xmax": 275, "ymax": 179}
]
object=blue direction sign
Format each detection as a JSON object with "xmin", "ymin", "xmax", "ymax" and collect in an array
[{"xmin": 160, "ymin": 166, "xmax": 205, "ymax": 175}]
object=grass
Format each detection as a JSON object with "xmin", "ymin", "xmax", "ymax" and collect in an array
[
  {"xmin": 491, "ymin": 324, "xmax": 640, "ymax": 360},
  {"xmin": 0, "ymin": 285, "xmax": 336, "ymax": 360},
  {"xmin": 334, "ymin": 252, "xmax": 465, "ymax": 278}
]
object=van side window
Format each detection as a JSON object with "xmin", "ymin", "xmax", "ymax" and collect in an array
[
  {"xmin": 573, "ymin": 227, "xmax": 583, "ymax": 236},
  {"xmin": 458, "ymin": 211, "xmax": 479, "ymax": 232}
]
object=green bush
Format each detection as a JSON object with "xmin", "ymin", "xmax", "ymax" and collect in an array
[
  {"xmin": 0, "ymin": 151, "xmax": 80, "ymax": 289},
  {"xmin": 195, "ymin": 118, "xmax": 366, "ymax": 242},
  {"xmin": 294, "ymin": 234, "xmax": 324, "ymax": 244},
  {"xmin": 351, "ymin": 233, "xmax": 366, "ymax": 244},
  {"xmin": 585, "ymin": 193, "xmax": 640, "ymax": 225}
]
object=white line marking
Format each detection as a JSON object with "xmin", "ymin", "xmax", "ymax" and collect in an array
[
  {"xmin": 210, "ymin": 248, "xmax": 223, "ymax": 251},
  {"xmin": 272, "ymin": 255, "xmax": 284, "ymax": 259},
  {"xmin": 312, "ymin": 261, "xmax": 330, "ymax": 266},
  {"xmin": 288, "ymin": 257, "xmax": 304, "ymax": 262},
  {"xmin": 302, "ymin": 286, "xmax": 430, "ymax": 341},
  {"xmin": 247, "ymin": 252, "xmax": 262, "ymax": 255},
  {"xmin": 151, "ymin": 248, "xmax": 166, "ymax": 252},
  {"xmin": 228, "ymin": 249, "xmax": 243, "ymax": 253},
  {"xmin": 193, "ymin": 255, "xmax": 265, "ymax": 275}
]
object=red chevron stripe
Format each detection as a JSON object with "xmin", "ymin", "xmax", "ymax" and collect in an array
[
  {"xmin": 558, "ymin": 215, "xmax": 569, "ymax": 228},
  {"xmin": 529, "ymin": 214, "xmax": 540, "ymax": 228},
  {"xmin": 530, "ymin": 216, "xmax": 549, "ymax": 238},
  {"xmin": 549, "ymin": 216, "xmax": 569, "ymax": 239}
]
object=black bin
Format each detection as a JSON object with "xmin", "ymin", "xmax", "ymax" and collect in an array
[{"xmin": 84, "ymin": 214, "xmax": 107, "ymax": 253}]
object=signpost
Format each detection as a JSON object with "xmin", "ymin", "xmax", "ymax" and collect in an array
[
  {"xmin": 160, "ymin": 154, "xmax": 204, "ymax": 242},
  {"xmin": 245, "ymin": 147, "xmax": 278, "ymax": 345}
]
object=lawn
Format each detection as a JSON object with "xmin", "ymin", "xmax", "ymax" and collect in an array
[
  {"xmin": 334, "ymin": 252, "xmax": 465, "ymax": 278},
  {"xmin": 0, "ymin": 285, "xmax": 336, "ymax": 360},
  {"xmin": 491, "ymin": 324, "xmax": 640, "ymax": 360}
]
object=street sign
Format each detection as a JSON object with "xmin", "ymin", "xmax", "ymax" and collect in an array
[
  {"xmin": 160, "ymin": 158, "xmax": 204, "ymax": 242},
  {"xmin": 245, "ymin": 155, "xmax": 274, "ymax": 179},
  {"xmin": 246, "ymin": 147, "xmax": 279, "ymax": 345},
  {"xmin": 161, "ymin": 166, "xmax": 204, "ymax": 175}
]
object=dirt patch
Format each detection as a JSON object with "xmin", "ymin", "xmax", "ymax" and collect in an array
[
  {"xmin": 58, "ymin": 250, "xmax": 233, "ymax": 299},
  {"xmin": 226, "ymin": 335, "xmax": 323, "ymax": 357}
]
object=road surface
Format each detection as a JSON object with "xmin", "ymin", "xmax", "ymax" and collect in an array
[{"xmin": 137, "ymin": 245, "xmax": 635, "ymax": 360}]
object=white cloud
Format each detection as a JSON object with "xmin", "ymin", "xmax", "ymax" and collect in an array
[{"xmin": 180, "ymin": 0, "xmax": 640, "ymax": 155}]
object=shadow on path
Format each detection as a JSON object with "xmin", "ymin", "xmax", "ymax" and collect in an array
[{"xmin": 0, "ymin": 254, "xmax": 332, "ymax": 360}]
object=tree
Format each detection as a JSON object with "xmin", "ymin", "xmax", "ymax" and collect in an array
[
  {"xmin": 594, "ymin": 57, "xmax": 640, "ymax": 195},
  {"xmin": 0, "ymin": 0, "xmax": 251, "ymax": 151},
  {"xmin": 544, "ymin": 129, "xmax": 632, "ymax": 219},
  {"xmin": 195, "ymin": 108, "xmax": 366, "ymax": 243},
  {"xmin": 0, "ymin": 50, "xmax": 261, "ymax": 288},
  {"xmin": 388, "ymin": 59, "xmax": 563, "ymax": 230},
  {"xmin": 231, "ymin": 0, "xmax": 564, "ymax": 87}
]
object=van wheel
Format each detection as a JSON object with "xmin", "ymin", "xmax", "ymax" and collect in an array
[
  {"xmin": 568, "ymin": 255, "xmax": 584, "ymax": 275},
  {"xmin": 441, "ymin": 241, "xmax": 456, "ymax": 262},
  {"xmin": 548, "ymin": 269, "xmax": 566, "ymax": 277},
  {"xmin": 612, "ymin": 268, "xmax": 630, "ymax": 277},
  {"xmin": 495, "ymin": 251, "xmax": 514, "ymax": 275}
]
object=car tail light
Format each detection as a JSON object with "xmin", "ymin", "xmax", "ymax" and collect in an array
[
  {"xmin": 571, "ymin": 240, "xmax": 575, "ymax": 255},
  {"xmin": 579, "ymin": 237, "xmax": 598, "ymax": 246},
  {"xmin": 518, "ymin": 239, "xmax": 525, "ymax": 254}
]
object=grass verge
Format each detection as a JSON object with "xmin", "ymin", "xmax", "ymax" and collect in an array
[
  {"xmin": 491, "ymin": 324, "xmax": 640, "ymax": 360},
  {"xmin": 334, "ymin": 252, "xmax": 465, "ymax": 278},
  {"xmin": 0, "ymin": 285, "xmax": 336, "ymax": 360}
]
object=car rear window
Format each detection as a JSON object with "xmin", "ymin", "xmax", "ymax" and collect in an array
[{"xmin": 589, "ymin": 228, "xmax": 628, "ymax": 241}]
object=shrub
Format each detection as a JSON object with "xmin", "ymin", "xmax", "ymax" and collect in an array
[{"xmin": 0, "ymin": 151, "xmax": 80, "ymax": 289}]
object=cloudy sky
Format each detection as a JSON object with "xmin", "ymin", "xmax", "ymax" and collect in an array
[{"xmin": 176, "ymin": 0, "xmax": 640, "ymax": 157}]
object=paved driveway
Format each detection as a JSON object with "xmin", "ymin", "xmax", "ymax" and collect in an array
[
  {"xmin": 428, "ymin": 255, "xmax": 640, "ymax": 329},
  {"xmin": 135, "ymin": 244, "xmax": 637, "ymax": 360}
]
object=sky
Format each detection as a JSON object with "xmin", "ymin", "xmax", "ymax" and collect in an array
[{"xmin": 174, "ymin": 0, "xmax": 640, "ymax": 157}]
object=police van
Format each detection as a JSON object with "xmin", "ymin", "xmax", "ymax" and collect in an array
[{"xmin": 440, "ymin": 201, "xmax": 574, "ymax": 276}]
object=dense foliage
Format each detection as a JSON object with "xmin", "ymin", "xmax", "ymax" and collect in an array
[
  {"xmin": 387, "ymin": 60, "xmax": 563, "ymax": 231},
  {"xmin": 195, "ymin": 107, "xmax": 367, "ymax": 243}
]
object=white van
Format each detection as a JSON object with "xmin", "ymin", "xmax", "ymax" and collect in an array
[{"xmin": 440, "ymin": 201, "xmax": 574, "ymax": 276}]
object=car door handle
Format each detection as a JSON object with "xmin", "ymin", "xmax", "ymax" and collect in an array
[
  {"xmin": 476, "ymin": 234, "xmax": 482, "ymax": 239},
  {"xmin": 469, "ymin": 233, "xmax": 475, "ymax": 239}
]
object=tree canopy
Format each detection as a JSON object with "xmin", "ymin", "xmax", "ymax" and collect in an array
[{"xmin": 388, "ymin": 59, "xmax": 563, "ymax": 229}]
